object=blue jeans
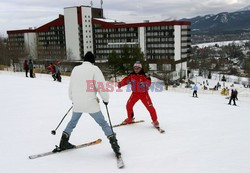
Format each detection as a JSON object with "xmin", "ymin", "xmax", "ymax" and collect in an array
[{"xmin": 64, "ymin": 111, "xmax": 113, "ymax": 137}]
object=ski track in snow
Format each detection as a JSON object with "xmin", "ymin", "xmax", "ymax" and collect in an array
[{"xmin": 0, "ymin": 71, "xmax": 250, "ymax": 173}]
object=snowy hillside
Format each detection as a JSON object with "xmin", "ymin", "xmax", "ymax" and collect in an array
[
  {"xmin": 182, "ymin": 8, "xmax": 250, "ymax": 33},
  {"xmin": 1, "ymin": 71, "xmax": 250, "ymax": 173},
  {"xmin": 237, "ymin": 5, "xmax": 250, "ymax": 12},
  {"xmin": 193, "ymin": 40, "xmax": 249, "ymax": 48}
]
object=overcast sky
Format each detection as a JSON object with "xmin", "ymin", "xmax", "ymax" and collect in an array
[{"xmin": 0, "ymin": 0, "xmax": 249, "ymax": 37}]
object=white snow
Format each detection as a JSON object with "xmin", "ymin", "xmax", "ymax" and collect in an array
[
  {"xmin": 236, "ymin": 5, "xmax": 250, "ymax": 12},
  {"xmin": 1, "ymin": 71, "xmax": 250, "ymax": 173},
  {"xmin": 94, "ymin": 18, "xmax": 121, "ymax": 23},
  {"xmin": 193, "ymin": 40, "xmax": 249, "ymax": 48},
  {"xmin": 213, "ymin": 15, "xmax": 219, "ymax": 21},
  {"xmin": 220, "ymin": 13, "xmax": 229, "ymax": 23}
]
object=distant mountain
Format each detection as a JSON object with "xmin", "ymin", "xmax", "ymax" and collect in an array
[
  {"xmin": 236, "ymin": 5, "xmax": 250, "ymax": 12},
  {"xmin": 181, "ymin": 5, "xmax": 250, "ymax": 34}
]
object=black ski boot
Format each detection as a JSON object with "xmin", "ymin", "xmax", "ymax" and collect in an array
[
  {"xmin": 108, "ymin": 134, "xmax": 121, "ymax": 158},
  {"xmin": 59, "ymin": 132, "xmax": 75, "ymax": 150}
]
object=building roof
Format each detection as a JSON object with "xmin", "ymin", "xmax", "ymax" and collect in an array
[
  {"xmin": 92, "ymin": 18, "xmax": 191, "ymax": 29},
  {"xmin": 7, "ymin": 15, "xmax": 64, "ymax": 34},
  {"xmin": 35, "ymin": 15, "xmax": 64, "ymax": 32},
  {"xmin": 93, "ymin": 18, "xmax": 124, "ymax": 23},
  {"xmin": 7, "ymin": 10, "xmax": 191, "ymax": 35},
  {"xmin": 7, "ymin": 29, "xmax": 36, "ymax": 34}
]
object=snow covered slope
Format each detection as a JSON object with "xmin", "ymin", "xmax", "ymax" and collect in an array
[
  {"xmin": 0, "ymin": 71, "xmax": 250, "ymax": 173},
  {"xmin": 193, "ymin": 40, "xmax": 249, "ymax": 48}
]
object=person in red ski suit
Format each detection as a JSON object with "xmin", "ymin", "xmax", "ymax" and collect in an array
[
  {"xmin": 47, "ymin": 63, "xmax": 56, "ymax": 81},
  {"xmin": 118, "ymin": 61, "xmax": 159, "ymax": 127}
]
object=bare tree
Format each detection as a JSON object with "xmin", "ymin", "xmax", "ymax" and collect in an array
[
  {"xmin": 0, "ymin": 36, "xmax": 10, "ymax": 66},
  {"xmin": 66, "ymin": 48, "xmax": 74, "ymax": 60},
  {"xmin": 163, "ymin": 72, "xmax": 171, "ymax": 90}
]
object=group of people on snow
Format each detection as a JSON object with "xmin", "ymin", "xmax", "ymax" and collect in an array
[
  {"xmin": 27, "ymin": 51, "xmax": 241, "ymax": 159},
  {"xmin": 23, "ymin": 59, "xmax": 62, "ymax": 81},
  {"xmin": 58, "ymin": 52, "xmax": 160, "ymax": 159},
  {"xmin": 23, "ymin": 59, "xmax": 35, "ymax": 78},
  {"xmin": 192, "ymin": 81, "xmax": 238, "ymax": 105},
  {"xmin": 47, "ymin": 62, "xmax": 62, "ymax": 82}
]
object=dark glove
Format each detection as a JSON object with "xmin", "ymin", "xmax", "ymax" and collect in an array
[
  {"xmin": 103, "ymin": 101, "xmax": 109, "ymax": 105},
  {"xmin": 118, "ymin": 82, "xmax": 121, "ymax": 88},
  {"xmin": 144, "ymin": 74, "xmax": 151, "ymax": 81}
]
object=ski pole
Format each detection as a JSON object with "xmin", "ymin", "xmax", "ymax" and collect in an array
[
  {"xmin": 51, "ymin": 106, "xmax": 72, "ymax": 135},
  {"xmin": 104, "ymin": 104, "xmax": 115, "ymax": 135}
]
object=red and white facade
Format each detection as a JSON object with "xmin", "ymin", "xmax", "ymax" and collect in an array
[
  {"xmin": 90, "ymin": 17, "xmax": 191, "ymax": 78},
  {"xmin": 7, "ymin": 5, "xmax": 191, "ymax": 79},
  {"xmin": 64, "ymin": 6, "xmax": 100, "ymax": 60}
]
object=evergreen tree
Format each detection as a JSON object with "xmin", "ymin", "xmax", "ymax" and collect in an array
[
  {"xmin": 120, "ymin": 45, "xmax": 132, "ymax": 75},
  {"xmin": 208, "ymin": 71, "xmax": 211, "ymax": 79},
  {"xmin": 108, "ymin": 45, "xmax": 149, "ymax": 76},
  {"xmin": 107, "ymin": 50, "xmax": 121, "ymax": 82},
  {"xmin": 130, "ymin": 45, "xmax": 149, "ymax": 72},
  {"xmin": 221, "ymin": 75, "xmax": 227, "ymax": 82}
]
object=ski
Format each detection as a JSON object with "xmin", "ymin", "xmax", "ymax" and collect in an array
[
  {"xmin": 113, "ymin": 120, "xmax": 144, "ymax": 128},
  {"xmin": 116, "ymin": 156, "xmax": 125, "ymax": 169},
  {"xmin": 28, "ymin": 139, "xmax": 102, "ymax": 159},
  {"xmin": 155, "ymin": 126, "xmax": 165, "ymax": 133},
  {"xmin": 225, "ymin": 103, "xmax": 239, "ymax": 107}
]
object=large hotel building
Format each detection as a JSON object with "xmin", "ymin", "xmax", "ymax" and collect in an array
[{"xmin": 7, "ymin": 6, "xmax": 191, "ymax": 79}]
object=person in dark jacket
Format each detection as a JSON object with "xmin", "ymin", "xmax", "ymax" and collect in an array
[
  {"xmin": 23, "ymin": 60, "xmax": 29, "ymax": 77},
  {"xmin": 54, "ymin": 62, "xmax": 62, "ymax": 82},
  {"xmin": 28, "ymin": 59, "xmax": 34, "ymax": 78},
  {"xmin": 235, "ymin": 89, "xmax": 238, "ymax": 100},
  {"xmin": 228, "ymin": 89, "xmax": 237, "ymax": 106}
]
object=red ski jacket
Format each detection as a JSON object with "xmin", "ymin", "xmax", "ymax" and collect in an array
[
  {"xmin": 118, "ymin": 73, "xmax": 151, "ymax": 93},
  {"xmin": 48, "ymin": 65, "xmax": 56, "ymax": 74}
]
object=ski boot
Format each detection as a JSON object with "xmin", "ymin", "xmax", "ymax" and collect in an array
[
  {"xmin": 152, "ymin": 120, "xmax": 159, "ymax": 128},
  {"xmin": 59, "ymin": 132, "xmax": 75, "ymax": 150},
  {"xmin": 108, "ymin": 134, "xmax": 121, "ymax": 158},
  {"xmin": 122, "ymin": 117, "xmax": 135, "ymax": 125}
]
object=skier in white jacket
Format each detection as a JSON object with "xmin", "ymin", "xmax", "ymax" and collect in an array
[{"xmin": 59, "ymin": 51, "xmax": 121, "ymax": 158}]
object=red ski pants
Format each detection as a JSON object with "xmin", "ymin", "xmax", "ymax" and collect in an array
[{"xmin": 126, "ymin": 92, "xmax": 157, "ymax": 121}]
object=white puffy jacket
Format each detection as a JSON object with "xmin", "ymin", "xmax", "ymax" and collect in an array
[{"xmin": 68, "ymin": 62, "xmax": 109, "ymax": 113}]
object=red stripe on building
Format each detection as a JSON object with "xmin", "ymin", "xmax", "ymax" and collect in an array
[
  {"xmin": 35, "ymin": 15, "xmax": 64, "ymax": 32},
  {"xmin": 77, "ymin": 7, "xmax": 82, "ymax": 25},
  {"xmin": 92, "ymin": 18, "xmax": 191, "ymax": 28},
  {"xmin": 7, "ymin": 29, "xmax": 35, "ymax": 34}
]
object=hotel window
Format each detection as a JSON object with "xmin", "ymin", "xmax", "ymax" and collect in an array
[
  {"xmin": 169, "ymin": 49, "xmax": 174, "ymax": 53},
  {"xmin": 182, "ymin": 25, "xmax": 188, "ymax": 29},
  {"xmin": 162, "ymin": 64, "xmax": 171, "ymax": 71}
]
